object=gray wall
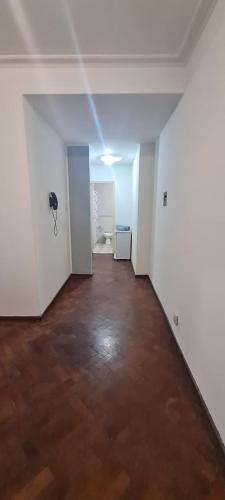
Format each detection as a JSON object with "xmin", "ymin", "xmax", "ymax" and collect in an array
[{"xmin": 68, "ymin": 146, "xmax": 92, "ymax": 274}]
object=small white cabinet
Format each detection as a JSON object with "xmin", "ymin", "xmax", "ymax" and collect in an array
[{"xmin": 114, "ymin": 231, "xmax": 131, "ymax": 260}]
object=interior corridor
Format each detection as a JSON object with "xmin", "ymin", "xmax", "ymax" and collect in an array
[{"xmin": 0, "ymin": 256, "xmax": 224, "ymax": 500}]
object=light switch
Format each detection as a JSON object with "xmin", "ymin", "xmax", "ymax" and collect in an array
[{"xmin": 163, "ymin": 191, "xmax": 167, "ymax": 206}]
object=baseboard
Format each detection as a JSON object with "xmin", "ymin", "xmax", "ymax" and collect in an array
[
  {"xmin": 39, "ymin": 274, "xmax": 73, "ymax": 317},
  {"xmin": 0, "ymin": 274, "xmax": 72, "ymax": 320},
  {"xmin": 131, "ymin": 259, "xmax": 149, "ymax": 277},
  {"xmin": 131, "ymin": 260, "xmax": 135, "ymax": 274},
  {"xmin": 71, "ymin": 273, "xmax": 93, "ymax": 277},
  {"xmin": 134, "ymin": 274, "xmax": 149, "ymax": 278},
  {"xmin": 148, "ymin": 277, "xmax": 225, "ymax": 460},
  {"xmin": 40, "ymin": 273, "xmax": 92, "ymax": 316},
  {"xmin": 0, "ymin": 315, "xmax": 41, "ymax": 321},
  {"xmin": 0, "ymin": 273, "xmax": 94, "ymax": 320}
]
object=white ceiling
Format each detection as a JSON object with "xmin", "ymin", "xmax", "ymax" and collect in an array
[
  {"xmin": 26, "ymin": 94, "xmax": 181, "ymax": 165},
  {"xmin": 0, "ymin": 0, "xmax": 217, "ymax": 64}
]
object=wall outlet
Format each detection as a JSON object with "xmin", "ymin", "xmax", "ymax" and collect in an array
[{"xmin": 173, "ymin": 313, "xmax": 179, "ymax": 327}]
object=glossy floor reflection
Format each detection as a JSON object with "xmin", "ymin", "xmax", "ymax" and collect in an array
[{"xmin": 0, "ymin": 255, "xmax": 224, "ymax": 500}]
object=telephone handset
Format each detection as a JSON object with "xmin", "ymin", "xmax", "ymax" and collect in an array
[
  {"xmin": 49, "ymin": 192, "xmax": 58, "ymax": 236},
  {"xmin": 49, "ymin": 192, "xmax": 58, "ymax": 211}
]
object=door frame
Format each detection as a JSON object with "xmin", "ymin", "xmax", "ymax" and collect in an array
[{"xmin": 90, "ymin": 181, "xmax": 115, "ymax": 251}]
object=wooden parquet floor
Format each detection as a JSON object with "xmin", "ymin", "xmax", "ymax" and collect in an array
[{"xmin": 0, "ymin": 255, "xmax": 224, "ymax": 500}]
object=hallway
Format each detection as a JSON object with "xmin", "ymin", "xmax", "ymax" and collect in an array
[{"xmin": 0, "ymin": 256, "xmax": 224, "ymax": 500}]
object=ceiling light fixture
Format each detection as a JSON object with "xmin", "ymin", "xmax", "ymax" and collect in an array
[{"xmin": 101, "ymin": 154, "xmax": 122, "ymax": 166}]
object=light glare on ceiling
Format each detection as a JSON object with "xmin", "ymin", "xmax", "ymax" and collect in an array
[{"xmin": 101, "ymin": 154, "xmax": 122, "ymax": 166}]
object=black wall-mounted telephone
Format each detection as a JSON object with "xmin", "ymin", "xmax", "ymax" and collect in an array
[
  {"xmin": 49, "ymin": 192, "xmax": 58, "ymax": 236},
  {"xmin": 49, "ymin": 192, "xmax": 58, "ymax": 211}
]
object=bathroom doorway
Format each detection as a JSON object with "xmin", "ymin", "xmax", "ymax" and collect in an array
[{"xmin": 90, "ymin": 182, "xmax": 115, "ymax": 254}]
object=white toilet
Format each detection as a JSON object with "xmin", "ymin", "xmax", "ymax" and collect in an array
[{"xmin": 104, "ymin": 232, "xmax": 113, "ymax": 245}]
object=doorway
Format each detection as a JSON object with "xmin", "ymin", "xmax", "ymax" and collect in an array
[{"xmin": 90, "ymin": 182, "xmax": 115, "ymax": 254}]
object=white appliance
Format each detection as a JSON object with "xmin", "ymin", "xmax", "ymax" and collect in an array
[{"xmin": 114, "ymin": 226, "xmax": 132, "ymax": 260}]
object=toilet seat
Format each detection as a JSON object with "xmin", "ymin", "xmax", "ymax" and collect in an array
[{"xmin": 104, "ymin": 232, "xmax": 113, "ymax": 245}]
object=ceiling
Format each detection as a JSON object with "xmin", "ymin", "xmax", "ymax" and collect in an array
[
  {"xmin": 0, "ymin": 0, "xmax": 217, "ymax": 64},
  {"xmin": 26, "ymin": 94, "xmax": 181, "ymax": 165}
]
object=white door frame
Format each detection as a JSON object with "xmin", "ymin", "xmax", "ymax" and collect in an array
[{"xmin": 90, "ymin": 181, "xmax": 115, "ymax": 251}]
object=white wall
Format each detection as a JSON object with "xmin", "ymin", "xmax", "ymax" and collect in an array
[
  {"xmin": 152, "ymin": 0, "xmax": 225, "ymax": 444},
  {"xmin": 131, "ymin": 148, "xmax": 140, "ymax": 272},
  {"xmin": 132, "ymin": 144, "xmax": 155, "ymax": 275},
  {"xmin": 24, "ymin": 98, "xmax": 71, "ymax": 314},
  {"xmin": 90, "ymin": 164, "xmax": 132, "ymax": 227},
  {"xmin": 0, "ymin": 62, "xmax": 184, "ymax": 316},
  {"xmin": 0, "ymin": 93, "xmax": 39, "ymax": 316},
  {"xmin": 68, "ymin": 146, "xmax": 92, "ymax": 275},
  {"xmin": 149, "ymin": 140, "xmax": 160, "ymax": 280}
]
